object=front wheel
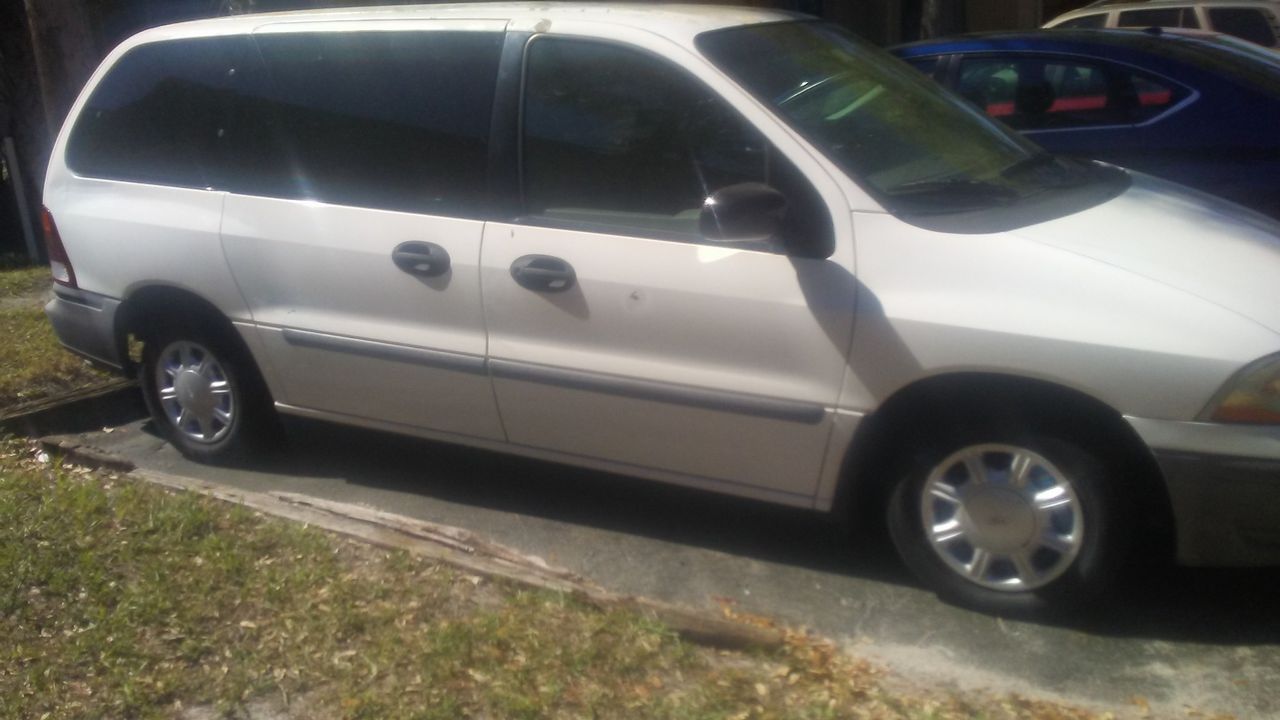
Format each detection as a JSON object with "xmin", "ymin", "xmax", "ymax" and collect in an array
[
  {"xmin": 141, "ymin": 324, "xmax": 277, "ymax": 462},
  {"xmin": 888, "ymin": 430, "xmax": 1128, "ymax": 615}
]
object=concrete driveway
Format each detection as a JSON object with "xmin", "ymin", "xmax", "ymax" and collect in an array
[{"xmin": 65, "ymin": 410, "xmax": 1280, "ymax": 719}]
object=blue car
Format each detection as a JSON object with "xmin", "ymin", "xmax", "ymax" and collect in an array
[{"xmin": 892, "ymin": 29, "xmax": 1280, "ymax": 217}]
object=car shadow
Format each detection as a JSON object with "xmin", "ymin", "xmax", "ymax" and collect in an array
[
  {"xmin": 1065, "ymin": 564, "xmax": 1280, "ymax": 645},
  {"xmin": 217, "ymin": 416, "xmax": 1280, "ymax": 646},
  {"xmin": 254, "ymin": 416, "xmax": 908, "ymax": 583}
]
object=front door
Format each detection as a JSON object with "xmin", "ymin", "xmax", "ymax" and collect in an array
[{"xmin": 480, "ymin": 36, "xmax": 856, "ymax": 500}]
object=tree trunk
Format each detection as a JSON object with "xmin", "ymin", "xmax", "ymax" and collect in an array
[
  {"xmin": 2, "ymin": 2, "xmax": 48, "ymax": 256},
  {"xmin": 24, "ymin": 0, "xmax": 98, "ymax": 141},
  {"xmin": 921, "ymin": 0, "xmax": 967, "ymax": 39}
]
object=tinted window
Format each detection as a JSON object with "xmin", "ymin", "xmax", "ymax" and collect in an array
[
  {"xmin": 1128, "ymin": 71, "xmax": 1186, "ymax": 122},
  {"xmin": 250, "ymin": 31, "xmax": 503, "ymax": 216},
  {"xmin": 906, "ymin": 56, "xmax": 940, "ymax": 77},
  {"xmin": 66, "ymin": 37, "xmax": 249, "ymax": 187},
  {"xmin": 701, "ymin": 22, "xmax": 1130, "ymax": 232},
  {"xmin": 521, "ymin": 38, "xmax": 829, "ymax": 250},
  {"xmin": 1209, "ymin": 8, "xmax": 1278, "ymax": 45},
  {"xmin": 1118, "ymin": 8, "xmax": 1200, "ymax": 28},
  {"xmin": 1056, "ymin": 14, "xmax": 1108, "ymax": 29},
  {"xmin": 956, "ymin": 56, "xmax": 1185, "ymax": 130},
  {"xmin": 697, "ymin": 23, "xmax": 1048, "ymax": 205}
]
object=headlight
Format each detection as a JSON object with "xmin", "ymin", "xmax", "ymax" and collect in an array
[{"xmin": 1203, "ymin": 355, "xmax": 1280, "ymax": 424}]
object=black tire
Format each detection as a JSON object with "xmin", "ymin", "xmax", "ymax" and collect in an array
[
  {"xmin": 140, "ymin": 320, "xmax": 279, "ymax": 463},
  {"xmin": 887, "ymin": 423, "xmax": 1129, "ymax": 616}
]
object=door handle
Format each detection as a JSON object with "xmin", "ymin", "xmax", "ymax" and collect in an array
[
  {"xmin": 510, "ymin": 254, "xmax": 576, "ymax": 293},
  {"xmin": 392, "ymin": 241, "xmax": 451, "ymax": 277}
]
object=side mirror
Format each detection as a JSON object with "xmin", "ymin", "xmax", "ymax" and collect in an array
[{"xmin": 699, "ymin": 182, "xmax": 788, "ymax": 245}]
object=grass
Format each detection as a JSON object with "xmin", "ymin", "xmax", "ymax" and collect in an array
[
  {"xmin": 0, "ymin": 265, "xmax": 112, "ymax": 413},
  {"xmin": 0, "ymin": 265, "xmax": 51, "ymax": 297},
  {"xmin": 0, "ymin": 437, "xmax": 1117, "ymax": 720}
]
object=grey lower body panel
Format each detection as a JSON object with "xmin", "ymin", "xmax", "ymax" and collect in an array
[
  {"xmin": 280, "ymin": 327, "xmax": 487, "ymax": 375},
  {"xmin": 44, "ymin": 288, "xmax": 124, "ymax": 371},
  {"xmin": 488, "ymin": 358, "xmax": 827, "ymax": 424},
  {"xmin": 1126, "ymin": 416, "xmax": 1280, "ymax": 566},
  {"xmin": 1157, "ymin": 451, "xmax": 1280, "ymax": 566}
]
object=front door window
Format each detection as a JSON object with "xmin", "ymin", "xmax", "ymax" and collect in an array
[{"xmin": 520, "ymin": 37, "xmax": 830, "ymax": 253}]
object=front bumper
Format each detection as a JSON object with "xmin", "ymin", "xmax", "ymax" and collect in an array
[
  {"xmin": 44, "ymin": 287, "xmax": 125, "ymax": 372},
  {"xmin": 1127, "ymin": 417, "xmax": 1280, "ymax": 566}
]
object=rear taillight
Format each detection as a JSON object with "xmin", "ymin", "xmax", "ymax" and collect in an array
[{"xmin": 41, "ymin": 207, "xmax": 77, "ymax": 288}]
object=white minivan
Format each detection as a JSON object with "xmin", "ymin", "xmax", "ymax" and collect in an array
[{"xmin": 42, "ymin": 3, "xmax": 1280, "ymax": 614}]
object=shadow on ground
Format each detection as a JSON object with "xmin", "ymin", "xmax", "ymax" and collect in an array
[
  {"xmin": 263, "ymin": 417, "xmax": 909, "ymax": 583},
  {"xmin": 163, "ymin": 416, "xmax": 1279, "ymax": 648}
]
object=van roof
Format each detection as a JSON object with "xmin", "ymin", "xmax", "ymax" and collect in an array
[
  {"xmin": 130, "ymin": 3, "xmax": 802, "ymax": 44},
  {"xmin": 1058, "ymin": 0, "xmax": 1280, "ymax": 17},
  {"xmin": 1081, "ymin": 0, "xmax": 1279, "ymax": 6}
]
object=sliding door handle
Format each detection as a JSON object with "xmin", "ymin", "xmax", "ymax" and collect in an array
[{"xmin": 392, "ymin": 241, "xmax": 451, "ymax": 277}]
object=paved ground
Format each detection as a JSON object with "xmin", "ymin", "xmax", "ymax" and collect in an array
[{"xmin": 63, "ymin": 408, "xmax": 1280, "ymax": 719}]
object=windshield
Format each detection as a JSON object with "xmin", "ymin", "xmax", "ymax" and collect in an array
[{"xmin": 697, "ymin": 21, "xmax": 1103, "ymax": 216}]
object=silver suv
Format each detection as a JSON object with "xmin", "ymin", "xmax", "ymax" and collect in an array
[{"xmin": 1045, "ymin": 0, "xmax": 1280, "ymax": 46}]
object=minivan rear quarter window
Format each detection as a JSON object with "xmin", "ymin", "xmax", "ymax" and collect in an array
[{"xmin": 66, "ymin": 37, "xmax": 249, "ymax": 188}]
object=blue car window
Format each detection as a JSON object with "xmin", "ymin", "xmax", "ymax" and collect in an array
[
  {"xmin": 957, "ymin": 60, "xmax": 1017, "ymax": 113},
  {"xmin": 906, "ymin": 56, "xmax": 940, "ymax": 78},
  {"xmin": 955, "ymin": 56, "xmax": 1186, "ymax": 130},
  {"xmin": 1128, "ymin": 72, "xmax": 1186, "ymax": 123}
]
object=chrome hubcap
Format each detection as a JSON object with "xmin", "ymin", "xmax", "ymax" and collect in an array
[
  {"xmin": 922, "ymin": 444, "xmax": 1083, "ymax": 592},
  {"xmin": 155, "ymin": 341, "xmax": 235, "ymax": 444}
]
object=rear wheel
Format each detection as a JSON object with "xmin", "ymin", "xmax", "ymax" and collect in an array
[
  {"xmin": 141, "ymin": 323, "xmax": 277, "ymax": 462},
  {"xmin": 888, "ymin": 426, "xmax": 1127, "ymax": 615}
]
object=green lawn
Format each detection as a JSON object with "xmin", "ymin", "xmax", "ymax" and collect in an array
[
  {"xmin": 0, "ymin": 265, "xmax": 52, "ymax": 297},
  {"xmin": 0, "ymin": 265, "xmax": 112, "ymax": 414}
]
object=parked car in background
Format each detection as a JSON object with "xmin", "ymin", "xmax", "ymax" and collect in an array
[
  {"xmin": 1044, "ymin": 0, "xmax": 1280, "ymax": 47},
  {"xmin": 43, "ymin": 4, "xmax": 1280, "ymax": 616},
  {"xmin": 892, "ymin": 29, "xmax": 1280, "ymax": 217}
]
